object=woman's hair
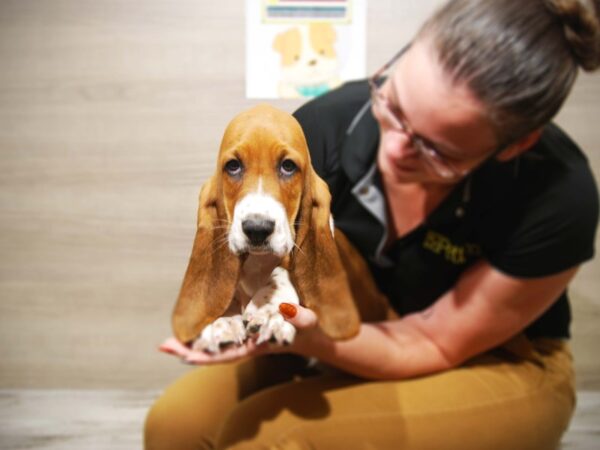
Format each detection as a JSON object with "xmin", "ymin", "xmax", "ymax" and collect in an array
[{"xmin": 417, "ymin": 0, "xmax": 600, "ymax": 145}]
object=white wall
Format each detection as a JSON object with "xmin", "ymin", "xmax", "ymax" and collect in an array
[{"xmin": 0, "ymin": 0, "xmax": 598, "ymax": 389}]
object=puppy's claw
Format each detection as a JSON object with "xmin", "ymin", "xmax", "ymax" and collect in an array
[
  {"xmin": 191, "ymin": 315, "xmax": 247, "ymax": 353},
  {"xmin": 247, "ymin": 324, "xmax": 261, "ymax": 334},
  {"xmin": 246, "ymin": 304, "xmax": 297, "ymax": 347}
]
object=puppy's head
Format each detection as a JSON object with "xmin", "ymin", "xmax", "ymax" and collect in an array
[{"xmin": 219, "ymin": 104, "xmax": 309, "ymax": 257}]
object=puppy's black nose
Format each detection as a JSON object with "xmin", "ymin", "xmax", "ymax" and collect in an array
[{"xmin": 242, "ymin": 219, "xmax": 275, "ymax": 246}]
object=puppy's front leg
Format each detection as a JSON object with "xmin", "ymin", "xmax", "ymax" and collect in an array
[
  {"xmin": 243, "ymin": 267, "xmax": 299, "ymax": 346},
  {"xmin": 191, "ymin": 297, "xmax": 247, "ymax": 353},
  {"xmin": 191, "ymin": 315, "xmax": 247, "ymax": 353}
]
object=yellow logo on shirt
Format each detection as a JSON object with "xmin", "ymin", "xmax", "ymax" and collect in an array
[{"xmin": 423, "ymin": 230, "xmax": 481, "ymax": 265}]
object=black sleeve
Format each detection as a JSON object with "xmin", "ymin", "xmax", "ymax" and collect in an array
[{"xmin": 482, "ymin": 128, "xmax": 599, "ymax": 278}]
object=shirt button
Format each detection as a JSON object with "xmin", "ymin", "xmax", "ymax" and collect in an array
[
  {"xmin": 359, "ymin": 186, "xmax": 370, "ymax": 195},
  {"xmin": 455, "ymin": 206, "xmax": 465, "ymax": 218}
]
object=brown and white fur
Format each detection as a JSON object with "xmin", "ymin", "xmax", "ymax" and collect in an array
[{"xmin": 171, "ymin": 104, "xmax": 389, "ymax": 352}]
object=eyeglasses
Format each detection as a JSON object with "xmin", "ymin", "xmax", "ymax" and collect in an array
[{"xmin": 368, "ymin": 44, "xmax": 469, "ymax": 179}]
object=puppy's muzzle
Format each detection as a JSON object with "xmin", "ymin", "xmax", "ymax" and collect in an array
[
  {"xmin": 228, "ymin": 190, "xmax": 294, "ymax": 257},
  {"xmin": 242, "ymin": 218, "xmax": 275, "ymax": 246}
]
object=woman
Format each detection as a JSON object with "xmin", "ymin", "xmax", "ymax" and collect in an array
[{"xmin": 146, "ymin": 0, "xmax": 600, "ymax": 448}]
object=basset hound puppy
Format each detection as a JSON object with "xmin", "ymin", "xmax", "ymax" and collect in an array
[{"xmin": 172, "ymin": 104, "xmax": 389, "ymax": 352}]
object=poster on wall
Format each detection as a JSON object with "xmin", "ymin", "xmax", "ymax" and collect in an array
[{"xmin": 246, "ymin": 0, "xmax": 367, "ymax": 99}]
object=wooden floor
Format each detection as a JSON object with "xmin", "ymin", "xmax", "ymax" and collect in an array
[
  {"xmin": 0, "ymin": 390, "xmax": 154, "ymax": 449},
  {"xmin": 0, "ymin": 389, "xmax": 598, "ymax": 449}
]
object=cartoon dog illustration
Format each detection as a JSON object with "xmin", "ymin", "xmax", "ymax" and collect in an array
[{"xmin": 272, "ymin": 22, "xmax": 342, "ymax": 98}]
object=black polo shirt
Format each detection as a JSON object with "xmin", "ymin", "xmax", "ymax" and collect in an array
[{"xmin": 293, "ymin": 80, "xmax": 599, "ymax": 338}]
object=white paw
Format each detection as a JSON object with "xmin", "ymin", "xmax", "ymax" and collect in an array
[
  {"xmin": 243, "ymin": 303, "xmax": 297, "ymax": 346},
  {"xmin": 192, "ymin": 315, "xmax": 247, "ymax": 353}
]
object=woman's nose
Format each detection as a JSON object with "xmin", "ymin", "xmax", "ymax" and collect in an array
[{"xmin": 384, "ymin": 129, "xmax": 420, "ymax": 158}]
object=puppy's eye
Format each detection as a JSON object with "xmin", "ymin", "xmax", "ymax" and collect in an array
[
  {"xmin": 225, "ymin": 159, "xmax": 243, "ymax": 177},
  {"xmin": 280, "ymin": 159, "xmax": 297, "ymax": 177}
]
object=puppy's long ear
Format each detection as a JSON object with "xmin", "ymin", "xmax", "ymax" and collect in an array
[
  {"xmin": 288, "ymin": 168, "xmax": 361, "ymax": 340},
  {"xmin": 171, "ymin": 176, "xmax": 241, "ymax": 344}
]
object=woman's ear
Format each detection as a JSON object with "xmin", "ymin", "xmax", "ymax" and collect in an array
[
  {"xmin": 171, "ymin": 176, "xmax": 241, "ymax": 345},
  {"xmin": 495, "ymin": 128, "xmax": 543, "ymax": 162},
  {"xmin": 287, "ymin": 168, "xmax": 361, "ymax": 340}
]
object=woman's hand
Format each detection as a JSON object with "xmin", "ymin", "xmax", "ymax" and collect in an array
[{"xmin": 159, "ymin": 303, "xmax": 319, "ymax": 365}]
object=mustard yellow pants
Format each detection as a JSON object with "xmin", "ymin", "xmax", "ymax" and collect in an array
[{"xmin": 144, "ymin": 336, "xmax": 575, "ymax": 450}]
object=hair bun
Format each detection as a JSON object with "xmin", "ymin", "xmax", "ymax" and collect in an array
[{"xmin": 545, "ymin": 0, "xmax": 600, "ymax": 70}]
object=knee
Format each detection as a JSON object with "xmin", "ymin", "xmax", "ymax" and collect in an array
[
  {"xmin": 144, "ymin": 394, "xmax": 211, "ymax": 450},
  {"xmin": 143, "ymin": 400, "xmax": 170, "ymax": 450},
  {"xmin": 215, "ymin": 390, "xmax": 307, "ymax": 449}
]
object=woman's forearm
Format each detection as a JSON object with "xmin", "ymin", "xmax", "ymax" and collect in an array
[{"xmin": 294, "ymin": 314, "xmax": 455, "ymax": 380}]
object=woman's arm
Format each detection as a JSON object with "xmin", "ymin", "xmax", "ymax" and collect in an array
[
  {"xmin": 293, "ymin": 260, "xmax": 579, "ymax": 380},
  {"xmin": 160, "ymin": 260, "xmax": 578, "ymax": 378}
]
